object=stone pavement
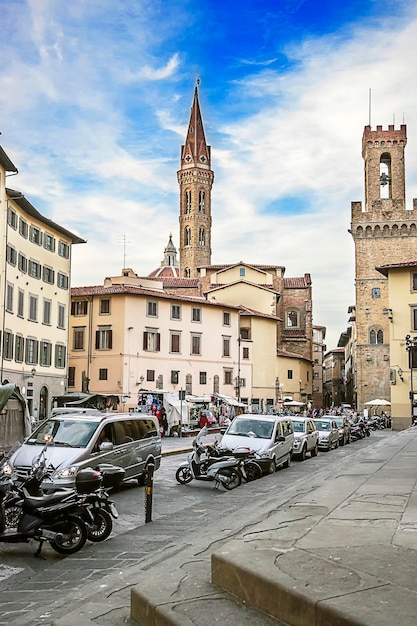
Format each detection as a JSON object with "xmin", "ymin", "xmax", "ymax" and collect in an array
[{"xmin": 2, "ymin": 427, "xmax": 417, "ymax": 626}]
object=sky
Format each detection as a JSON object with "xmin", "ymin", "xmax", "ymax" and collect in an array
[{"xmin": 1, "ymin": 0, "xmax": 417, "ymax": 351}]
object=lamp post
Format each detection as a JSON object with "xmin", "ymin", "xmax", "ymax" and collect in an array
[{"xmin": 405, "ymin": 335, "xmax": 417, "ymax": 425}]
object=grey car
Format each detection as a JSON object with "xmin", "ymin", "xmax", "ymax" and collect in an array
[
  {"xmin": 4, "ymin": 413, "xmax": 162, "ymax": 491},
  {"xmin": 290, "ymin": 417, "xmax": 319, "ymax": 460},
  {"xmin": 314, "ymin": 418, "xmax": 339, "ymax": 451}
]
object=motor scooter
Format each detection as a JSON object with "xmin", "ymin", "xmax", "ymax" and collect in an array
[{"xmin": 175, "ymin": 427, "xmax": 242, "ymax": 490}]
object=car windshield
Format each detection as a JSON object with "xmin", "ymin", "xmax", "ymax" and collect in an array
[
  {"xmin": 333, "ymin": 418, "xmax": 344, "ymax": 427},
  {"xmin": 315, "ymin": 420, "xmax": 331, "ymax": 431},
  {"xmin": 227, "ymin": 419, "xmax": 273, "ymax": 439},
  {"xmin": 292, "ymin": 420, "xmax": 306, "ymax": 433},
  {"xmin": 26, "ymin": 419, "xmax": 99, "ymax": 448}
]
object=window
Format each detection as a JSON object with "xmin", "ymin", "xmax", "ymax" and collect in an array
[
  {"xmin": 223, "ymin": 312, "xmax": 231, "ymax": 326},
  {"xmin": 6, "ymin": 245, "xmax": 17, "ymax": 266},
  {"xmin": 43, "ymin": 234, "xmax": 55, "ymax": 252},
  {"xmin": 198, "ymin": 227, "xmax": 205, "ymax": 245},
  {"xmin": 71, "ymin": 300, "xmax": 88, "ymax": 316},
  {"xmin": 6, "ymin": 284, "xmax": 13, "ymax": 312},
  {"xmin": 55, "ymin": 344, "xmax": 66, "ymax": 368},
  {"xmin": 99, "ymin": 299, "xmax": 110, "ymax": 315},
  {"xmin": 29, "ymin": 260, "xmax": 41, "ymax": 279},
  {"xmin": 369, "ymin": 328, "xmax": 384, "ymax": 344},
  {"xmin": 57, "ymin": 272, "xmax": 69, "ymax": 289},
  {"xmin": 198, "ymin": 190, "xmax": 205, "ymax": 213},
  {"xmin": 25, "ymin": 338, "xmax": 39, "ymax": 364},
  {"xmin": 18, "ymin": 253, "xmax": 27, "ymax": 273},
  {"xmin": 147, "ymin": 370, "xmax": 155, "ymax": 382},
  {"xmin": 43, "ymin": 299, "xmax": 51, "ymax": 325},
  {"xmin": 96, "ymin": 327, "xmax": 113, "ymax": 350},
  {"xmin": 3, "ymin": 331, "xmax": 14, "ymax": 360},
  {"xmin": 29, "ymin": 225, "xmax": 42, "ymax": 245},
  {"xmin": 7, "ymin": 207, "xmax": 17, "ymax": 229},
  {"xmin": 58, "ymin": 240, "xmax": 70, "ymax": 258},
  {"xmin": 73, "ymin": 327, "xmax": 85, "ymax": 350},
  {"xmin": 192, "ymin": 307, "xmax": 201, "ymax": 322},
  {"xmin": 99, "ymin": 368, "xmax": 108, "ymax": 381},
  {"xmin": 185, "ymin": 226, "xmax": 191, "ymax": 245},
  {"xmin": 29, "ymin": 295, "xmax": 38, "ymax": 321},
  {"xmin": 15, "ymin": 335, "xmax": 24, "ymax": 362},
  {"xmin": 42, "ymin": 266, "xmax": 55, "ymax": 284},
  {"xmin": 147, "ymin": 301, "xmax": 158, "ymax": 317},
  {"xmin": 413, "ymin": 308, "xmax": 417, "ymax": 332},
  {"xmin": 171, "ymin": 370, "xmax": 179, "ymax": 384},
  {"xmin": 223, "ymin": 336, "xmax": 231, "ymax": 357},
  {"xmin": 288, "ymin": 369, "xmax": 293, "ymax": 380},
  {"xmin": 143, "ymin": 329, "xmax": 160, "ymax": 352},
  {"xmin": 224, "ymin": 369, "xmax": 233, "ymax": 385},
  {"xmin": 243, "ymin": 347, "xmax": 250, "ymax": 359},
  {"xmin": 412, "ymin": 273, "xmax": 417, "ymax": 292},
  {"xmin": 240, "ymin": 328, "xmax": 250, "ymax": 340},
  {"xmin": 18, "ymin": 290, "xmax": 24, "ymax": 318},
  {"xmin": 240, "ymin": 268, "xmax": 245, "ymax": 276},
  {"xmin": 68, "ymin": 366, "xmax": 75, "ymax": 387},
  {"xmin": 57, "ymin": 304, "xmax": 65, "ymax": 329},
  {"xmin": 371, "ymin": 287, "xmax": 380, "ymax": 298},
  {"xmin": 171, "ymin": 304, "xmax": 181, "ymax": 320},
  {"xmin": 191, "ymin": 333, "xmax": 201, "ymax": 355},
  {"xmin": 170, "ymin": 331, "xmax": 181, "ymax": 353},
  {"xmin": 40, "ymin": 341, "xmax": 52, "ymax": 366},
  {"xmin": 286, "ymin": 310, "xmax": 299, "ymax": 328},
  {"xmin": 185, "ymin": 190, "xmax": 192, "ymax": 213},
  {"xmin": 199, "ymin": 371, "xmax": 207, "ymax": 385},
  {"xmin": 19, "ymin": 218, "xmax": 28, "ymax": 238}
]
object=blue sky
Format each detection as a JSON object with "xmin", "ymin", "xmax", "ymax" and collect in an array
[{"xmin": 1, "ymin": 0, "xmax": 416, "ymax": 349}]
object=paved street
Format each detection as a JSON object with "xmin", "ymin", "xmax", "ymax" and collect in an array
[{"xmin": 0, "ymin": 429, "xmax": 391, "ymax": 625}]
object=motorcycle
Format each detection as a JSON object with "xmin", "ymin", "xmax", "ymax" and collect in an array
[
  {"xmin": 205, "ymin": 443, "xmax": 263, "ymax": 482},
  {"xmin": 2, "ymin": 440, "xmax": 122, "ymax": 545},
  {"xmin": 0, "ymin": 456, "xmax": 88, "ymax": 556},
  {"xmin": 175, "ymin": 427, "xmax": 242, "ymax": 490}
]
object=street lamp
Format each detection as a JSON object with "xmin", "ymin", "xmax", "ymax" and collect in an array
[{"xmin": 405, "ymin": 335, "xmax": 417, "ymax": 424}]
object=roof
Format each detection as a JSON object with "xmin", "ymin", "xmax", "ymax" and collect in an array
[
  {"xmin": 71, "ymin": 283, "xmax": 241, "ymax": 309},
  {"xmin": 239, "ymin": 305, "xmax": 282, "ymax": 321},
  {"xmin": 284, "ymin": 274, "xmax": 312, "ymax": 288},
  {"xmin": 376, "ymin": 261, "xmax": 417, "ymax": 277},
  {"xmin": 143, "ymin": 276, "xmax": 200, "ymax": 289},
  {"xmin": 0, "ymin": 146, "xmax": 18, "ymax": 173},
  {"xmin": 6, "ymin": 188, "xmax": 86, "ymax": 244}
]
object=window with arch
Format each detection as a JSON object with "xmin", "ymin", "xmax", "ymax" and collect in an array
[
  {"xmin": 380, "ymin": 153, "xmax": 391, "ymax": 199},
  {"xmin": 286, "ymin": 309, "xmax": 299, "ymax": 328},
  {"xmin": 369, "ymin": 328, "xmax": 384, "ymax": 344},
  {"xmin": 198, "ymin": 190, "xmax": 205, "ymax": 213},
  {"xmin": 185, "ymin": 190, "xmax": 192, "ymax": 214},
  {"xmin": 198, "ymin": 227, "xmax": 205, "ymax": 245},
  {"xmin": 184, "ymin": 267, "xmax": 191, "ymax": 278},
  {"xmin": 185, "ymin": 226, "xmax": 191, "ymax": 246}
]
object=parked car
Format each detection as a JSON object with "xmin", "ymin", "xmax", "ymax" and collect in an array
[
  {"xmin": 290, "ymin": 417, "xmax": 319, "ymax": 460},
  {"xmin": 313, "ymin": 418, "xmax": 339, "ymax": 451},
  {"xmin": 4, "ymin": 412, "xmax": 162, "ymax": 491},
  {"xmin": 331, "ymin": 415, "xmax": 351, "ymax": 445},
  {"xmin": 220, "ymin": 414, "xmax": 294, "ymax": 472}
]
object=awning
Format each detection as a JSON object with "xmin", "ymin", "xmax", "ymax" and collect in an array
[{"xmin": 214, "ymin": 393, "xmax": 246, "ymax": 408}]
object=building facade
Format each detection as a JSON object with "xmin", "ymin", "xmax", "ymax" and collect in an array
[
  {"xmin": 350, "ymin": 124, "xmax": 417, "ymax": 411},
  {"xmin": 0, "ymin": 146, "xmax": 85, "ymax": 418}
]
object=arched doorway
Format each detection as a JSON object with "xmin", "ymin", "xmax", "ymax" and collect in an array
[{"xmin": 39, "ymin": 386, "xmax": 49, "ymax": 420}]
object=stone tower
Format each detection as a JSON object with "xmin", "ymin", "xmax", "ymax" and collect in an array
[
  {"xmin": 351, "ymin": 124, "xmax": 416, "ymax": 409},
  {"xmin": 177, "ymin": 83, "xmax": 214, "ymax": 278}
]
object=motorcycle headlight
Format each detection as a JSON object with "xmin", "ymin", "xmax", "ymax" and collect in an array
[{"xmin": 53, "ymin": 466, "xmax": 78, "ymax": 479}]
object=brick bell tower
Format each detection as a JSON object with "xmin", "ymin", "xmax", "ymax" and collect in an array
[
  {"xmin": 178, "ymin": 82, "xmax": 214, "ymax": 278},
  {"xmin": 351, "ymin": 124, "xmax": 416, "ymax": 410}
]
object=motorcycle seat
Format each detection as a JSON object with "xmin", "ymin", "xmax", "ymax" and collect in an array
[{"xmin": 22, "ymin": 489, "xmax": 75, "ymax": 509}]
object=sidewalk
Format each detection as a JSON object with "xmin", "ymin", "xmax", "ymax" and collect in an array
[{"xmin": 7, "ymin": 426, "xmax": 417, "ymax": 626}]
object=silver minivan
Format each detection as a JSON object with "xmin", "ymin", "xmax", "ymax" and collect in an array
[
  {"xmin": 220, "ymin": 414, "xmax": 294, "ymax": 471},
  {"xmin": 5, "ymin": 412, "xmax": 162, "ymax": 491}
]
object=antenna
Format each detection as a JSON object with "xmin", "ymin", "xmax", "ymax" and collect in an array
[
  {"xmin": 368, "ymin": 88, "xmax": 372, "ymax": 127},
  {"xmin": 117, "ymin": 234, "xmax": 131, "ymax": 269}
]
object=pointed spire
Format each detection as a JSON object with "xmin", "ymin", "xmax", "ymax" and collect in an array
[{"xmin": 181, "ymin": 79, "xmax": 211, "ymax": 168}]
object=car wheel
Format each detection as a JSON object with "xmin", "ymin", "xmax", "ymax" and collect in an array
[
  {"xmin": 334, "ymin": 439, "xmax": 339, "ymax": 449},
  {"xmin": 269, "ymin": 457, "xmax": 277, "ymax": 473},
  {"xmin": 282, "ymin": 454, "xmax": 291, "ymax": 469},
  {"xmin": 311, "ymin": 443, "xmax": 318, "ymax": 457},
  {"xmin": 299, "ymin": 445, "xmax": 306, "ymax": 462}
]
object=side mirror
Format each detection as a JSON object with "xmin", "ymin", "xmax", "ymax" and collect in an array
[
  {"xmin": 277, "ymin": 436, "xmax": 285, "ymax": 443},
  {"xmin": 100, "ymin": 441, "xmax": 114, "ymax": 451}
]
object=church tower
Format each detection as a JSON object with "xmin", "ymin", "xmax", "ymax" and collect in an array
[
  {"xmin": 178, "ymin": 83, "xmax": 214, "ymax": 278},
  {"xmin": 351, "ymin": 124, "xmax": 416, "ymax": 410}
]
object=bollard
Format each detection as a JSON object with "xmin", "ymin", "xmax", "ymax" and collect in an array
[{"xmin": 144, "ymin": 458, "xmax": 155, "ymax": 523}]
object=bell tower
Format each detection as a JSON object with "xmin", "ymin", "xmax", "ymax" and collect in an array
[
  {"xmin": 351, "ymin": 124, "xmax": 416, "ymax": 410},
  {"xmin": 178, "ymin": 83, "xmax": 214, "ymax": 278}
]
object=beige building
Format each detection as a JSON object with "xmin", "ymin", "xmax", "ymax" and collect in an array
[
  {"xmin": 323, "ymin": 348, "xmax": 346, "ymax": 409},
  {"xmin": 350, "ymin": 124, "xmax": 417, "ymax": 411},
  {"xmin": 0, "ymin": 145, "xmax": 85, "ymax": 418},
  {"xmin": 312, "ymin": 325, "xmax": 326, "ymax": 408},
  {"xmin": 376, "ymin": 262, "xmax": 417, "ymax": 430},
  {"xmin": 69, "ymin": 270, "xmax": 249, "ymax": 412}
]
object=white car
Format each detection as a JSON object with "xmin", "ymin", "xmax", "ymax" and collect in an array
[
  {"xmin": 314, "ymin": 418, "xmax": 340, "ymax": 451},
  {"xmin": 290, "ymin": 417, "xmax": 319, "ymax": 461}
]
